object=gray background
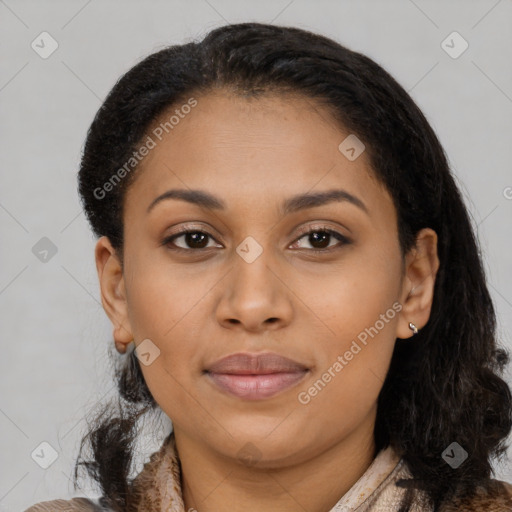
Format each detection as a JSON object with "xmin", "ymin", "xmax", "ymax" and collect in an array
[{"xmin": 1, "ymin": 0, "xmax": 511, "ymax": 510}]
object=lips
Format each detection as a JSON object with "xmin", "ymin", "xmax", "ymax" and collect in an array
[
  {"xmin": 204, "ymin": 352, "xmax": 309, "ymax": 400},
  {"xmin": 205, "ymin": 352, "xmax": 309, "ymax": 374}
]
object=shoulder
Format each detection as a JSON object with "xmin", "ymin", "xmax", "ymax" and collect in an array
[
  {"xmin": 442, "ymin": 478, "xmax": 512, "ymax": 511},
  {"xmin": 24, "ymin": 497, "xmax": 112, "ymax": 512}
]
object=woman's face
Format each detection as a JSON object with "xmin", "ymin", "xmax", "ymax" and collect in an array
[{"xmin": 97, "ymin": 89, "xmax": 438, "ymax": 466}]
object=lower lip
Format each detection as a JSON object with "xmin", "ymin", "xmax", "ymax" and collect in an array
[{"xmin": 206, "ymin": 371, "xmax": 308, "ymax": 400}]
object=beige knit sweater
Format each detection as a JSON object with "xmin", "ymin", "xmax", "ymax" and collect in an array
[{"xmin": 25, "ymin": 432, "xmax": 512, "ymax": 511}]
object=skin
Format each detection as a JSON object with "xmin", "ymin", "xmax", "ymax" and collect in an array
[{"xmin": 95, "ymin": 89, "xmax": 439, "ymax": 512}]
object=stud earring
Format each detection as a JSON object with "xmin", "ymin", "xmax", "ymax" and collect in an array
[{"xmin": 408, "ymin": 322, "xmax": 419, "ymax": 335}]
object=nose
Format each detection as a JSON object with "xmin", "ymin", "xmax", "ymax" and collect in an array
[{"xmin": 215, "ymin": 253, "xmax": 293, "ymax": 333}]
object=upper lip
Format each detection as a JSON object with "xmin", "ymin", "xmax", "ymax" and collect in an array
[{"xmin": 205, "ymin": 352, "xmax": 309, "ymax": 375}]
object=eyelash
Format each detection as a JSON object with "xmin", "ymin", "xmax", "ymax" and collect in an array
[{"xmin": 161, "ymin": 225, "xmax": 351, "ymax": 254}]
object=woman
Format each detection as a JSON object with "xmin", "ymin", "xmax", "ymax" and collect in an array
[{"xmin": 26, "ymin": 22, "xmax": 512, "ymax": 512}]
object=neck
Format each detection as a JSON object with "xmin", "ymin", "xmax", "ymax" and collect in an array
[{"xmin": 175, "ymin": 407, "xmax": 378, "ymax": 512}]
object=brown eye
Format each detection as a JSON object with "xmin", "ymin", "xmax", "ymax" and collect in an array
[
  {"xmin": 162, "ymin": 229, "xmax": 221, "ymax": 251},
  {"xmin": 290, "ymin": 227, "xmax": 351, "ymax": 252}
]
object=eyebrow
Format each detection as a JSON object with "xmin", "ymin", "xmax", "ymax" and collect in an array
[{"xmin": 146, "ymin": 188, "xmax": 369, "ymax": 216}]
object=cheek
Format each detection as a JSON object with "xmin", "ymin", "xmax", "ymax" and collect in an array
[
  {"xmin": 298, "ymin": 244, "xmax": 402, "ymax": 347},
  {"xmin": 296, "ymin": 293, "xmax": 398, "ymax": 428},
  {"xmin": 124, "ymin": 248, "xmax": 216, "ymax": 340},
  {"xmin": 295, "ymin": 243, "xmax": 401, "ymax": 401},
  {"xmin": 123, "ymin": 253, "xmax": 216, "ymax": 388},
  {"xmin": 125, "ymin": 262, "xmax": 205, "ymax": 417}
]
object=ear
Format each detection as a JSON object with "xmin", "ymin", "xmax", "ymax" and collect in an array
[
  {"xmin": 95, "ymin": 236, "xmax": 133, "ymax": 354},
  {"xmin": 396, "ymin": 228, "xmax": 440, "ymax": 339}
]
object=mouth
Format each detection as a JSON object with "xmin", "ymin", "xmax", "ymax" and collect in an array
[
  {"xmin": 205, "ymin": 370, "xmax": 309, "ymax": 400},
  {"xmin": 204, "ymin": 352, "xmax": 310, "ymax": 400}
]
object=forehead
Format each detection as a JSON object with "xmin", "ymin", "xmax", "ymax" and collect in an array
[{"xmin": 125, "ymin": 90, "xmax": 394, "ymax": 223}]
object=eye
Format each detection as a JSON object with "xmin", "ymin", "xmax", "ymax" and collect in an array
[
  {"xmin": 161, "ymin": 228, "xmax": 222, "ymax": 252},
  {"xmin": 161, "ymin": 225, "xmax": 351, "ymax": 254},
  {"xmin": 290, "ymin": 226, "xmax": 351, "ymax": 252}
]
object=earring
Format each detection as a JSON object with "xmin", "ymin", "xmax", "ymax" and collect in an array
[{"xmin": 408, "ymin": 322, "xmax": 419, "ymax": 335}]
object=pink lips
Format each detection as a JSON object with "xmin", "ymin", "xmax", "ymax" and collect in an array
[{"xmin": 204, "ymin": 352, "xmax": 309, "ymax": 400}]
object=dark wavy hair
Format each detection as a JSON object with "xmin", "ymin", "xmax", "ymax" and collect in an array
[{"xmin": 73, "ymin": 22, "xmax": 512, "ymax": 512}]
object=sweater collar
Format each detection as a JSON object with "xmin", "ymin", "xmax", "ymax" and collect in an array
[{"xmin": 130, "ymin": 431, "xmax": 406, "ymax": 512}]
